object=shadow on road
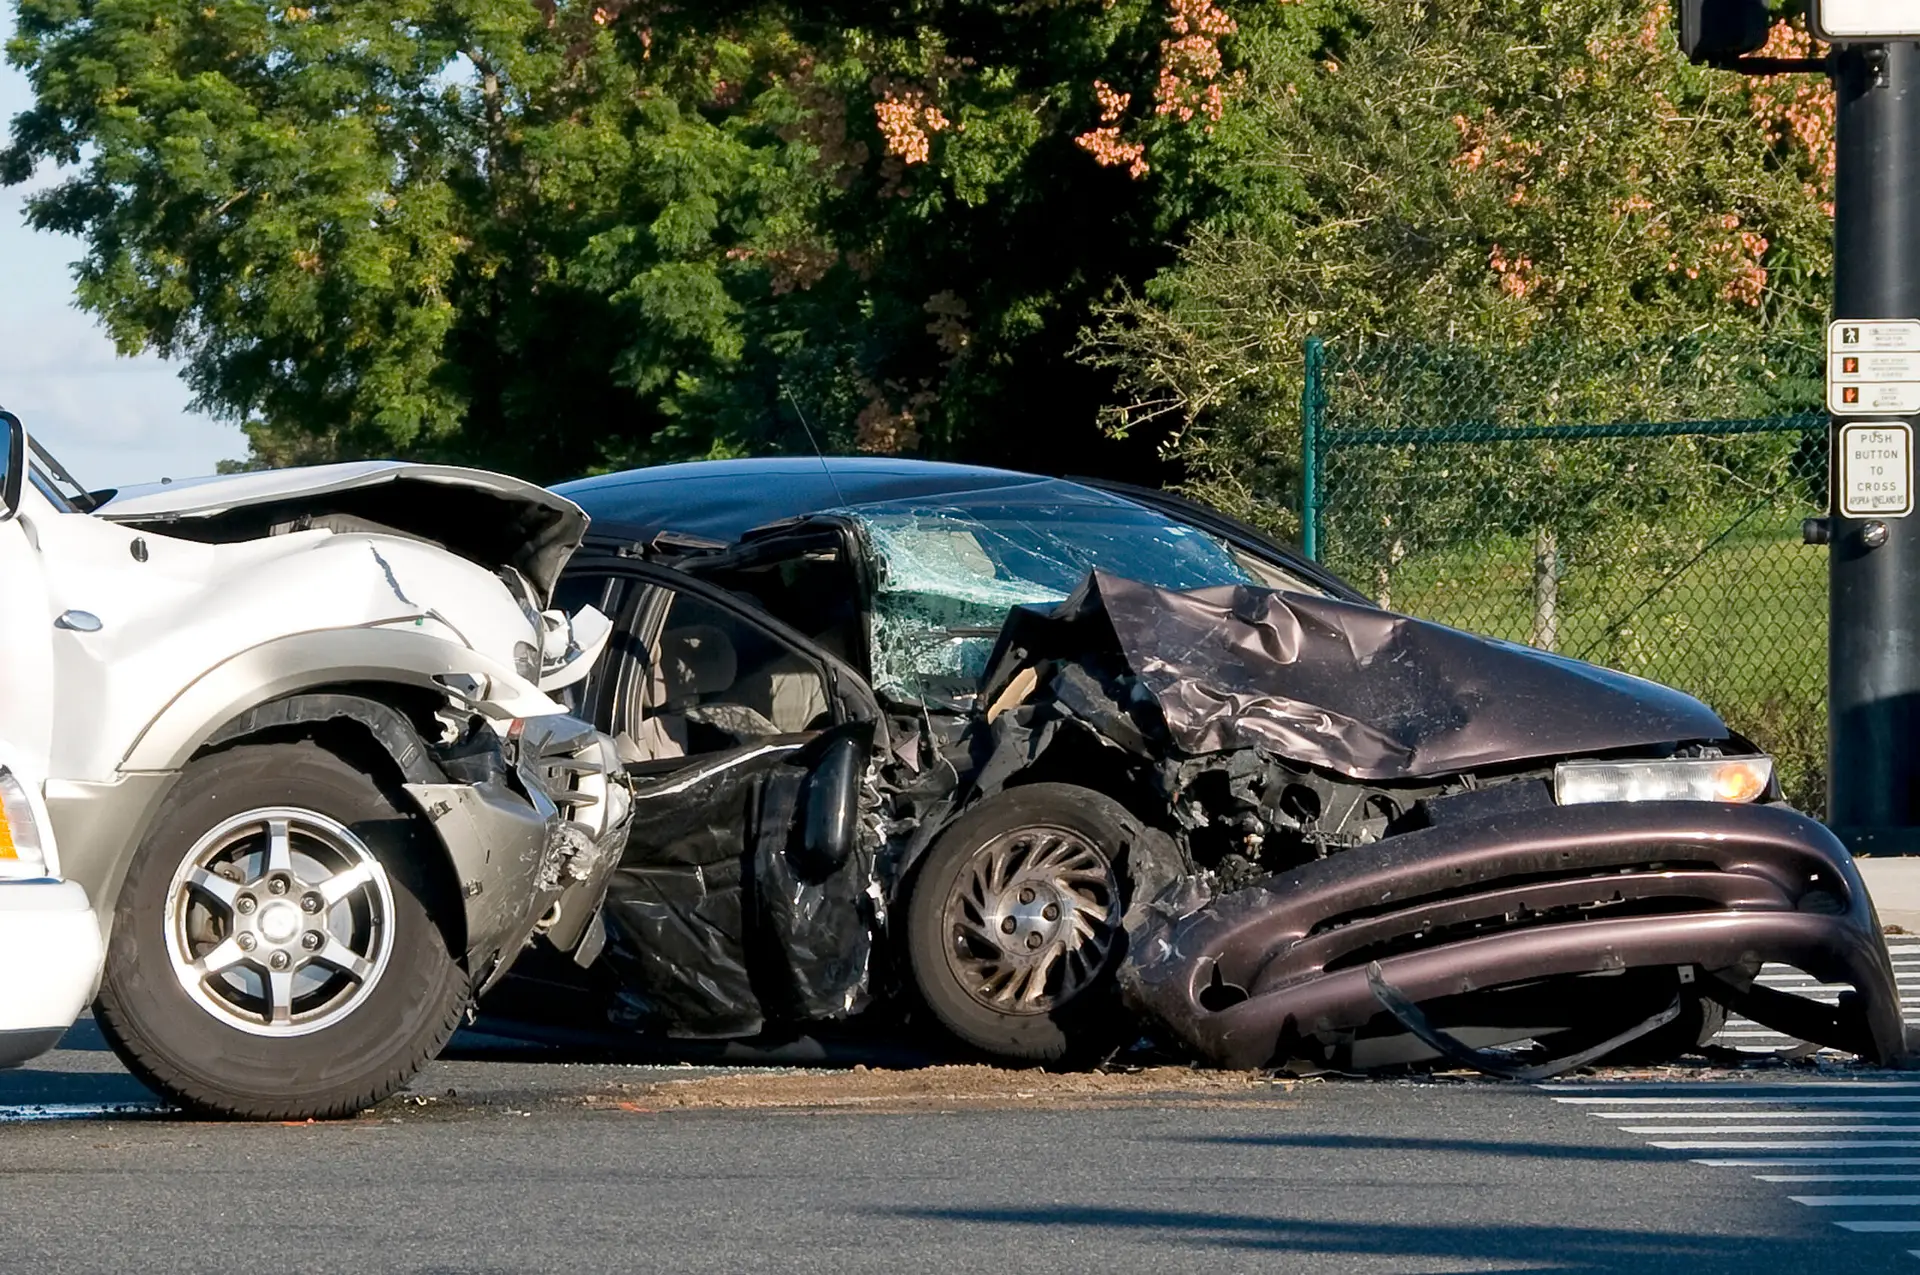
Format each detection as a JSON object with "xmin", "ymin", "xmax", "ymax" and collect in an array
[
  {"xmin": 0, "ymin": 1019, "xmax": 159, "ymax": 1107},
  {"xmin": 447, "ymin": 1016, "xmax": 952, "ymax": 1068},
  {"xmin": 879, "ymin": 1204, "xmax": 1843, "ymax": 1273},
  {"xmin": 0, "ymin": 1067, "xmax": 157, "ymax": 1106},
  {"xmin": 1176, "ymin": 1130, "xmax": 1679, "ymax": 1163}
]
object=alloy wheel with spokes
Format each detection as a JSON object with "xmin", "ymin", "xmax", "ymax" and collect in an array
[
  {"xmin": 942, "ymin": 825, "xmax": 1120, "ymax": 1015},
  {"xmin": 96, "ymin": 740, "xmax": 468, "ymax": 1120},
  {"xmin": 165, "ymin": 806, "xmax": 397, "ymax": 1037}
]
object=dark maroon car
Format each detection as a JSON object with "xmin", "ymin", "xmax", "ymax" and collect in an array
[{"xmin": 521, "ymin": 457, "xmax": 1901, "ymax": 1075}]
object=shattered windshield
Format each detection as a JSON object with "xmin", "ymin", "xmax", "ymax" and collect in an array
[{"xmin": 843, "ymin": 484, "xmax": 1266, "ymax": 702}]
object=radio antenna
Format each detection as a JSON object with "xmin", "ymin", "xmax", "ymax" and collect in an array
[{"xmin": 784, "ymin": 383, "xmax": 848, "ymax": 506}]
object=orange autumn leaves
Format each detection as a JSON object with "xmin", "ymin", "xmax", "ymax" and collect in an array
[
  {"xmin": 1075, "ymin": 0, "xmax": 1239, "ymax": 177},
  {"xmin": 1456, "ymin": 13, "xmax": 1833, "ymax": 313}
]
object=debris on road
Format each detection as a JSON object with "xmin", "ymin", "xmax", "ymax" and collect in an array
[{"xmin": 582, "ymin": 1064, "xmax": 1299, "ymax": 1113}]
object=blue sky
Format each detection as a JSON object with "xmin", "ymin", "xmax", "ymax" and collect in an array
[{"xmin": 1, "ymin": 7, "xmax": 245, "ymax": 487}]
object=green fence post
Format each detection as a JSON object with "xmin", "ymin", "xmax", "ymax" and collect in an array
[{"xmin": 1301, "ymin": 336, "xmax": 1325, "ymax": 561}]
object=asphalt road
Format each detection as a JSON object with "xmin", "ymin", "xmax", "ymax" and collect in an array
[{"xmin": 5, "ymin": 1025, "xmax": 1920, "ymax": 1274}]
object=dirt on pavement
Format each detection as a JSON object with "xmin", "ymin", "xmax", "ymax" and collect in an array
[{"xmin": 582, "ymin": 1064, "xmax": 1302, "ymax": 1114}]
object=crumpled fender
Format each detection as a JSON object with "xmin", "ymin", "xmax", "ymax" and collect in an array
[
  {"xmin": 403, "ymin": 715, "xmax": 631, "ymax": 991},
  {"xmin": 1118, "ymin": 800, "xmax": 1906, "ymax": 1070}
]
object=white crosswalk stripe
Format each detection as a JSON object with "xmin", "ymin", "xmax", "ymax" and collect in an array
[
  {"xmin": 1543, "ymin": 1076, "xmax": 1920, "ymax": 1255},
  {"xmin": 1714, "ymin": 941, "xmax": 1920, "ymax": 1052}
]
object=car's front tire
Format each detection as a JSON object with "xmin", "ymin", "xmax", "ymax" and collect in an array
[
  {"xmin": 95, "ymin": 741, "xmax": 467, "ymax": 1119},
  {"xmin": 905, "ymin": 783, "xmax": 1142, "ymax": 1063}
]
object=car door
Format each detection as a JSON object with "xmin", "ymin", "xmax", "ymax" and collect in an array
[
  {"xmin": 553, "ymin": 556, "xmax": 884, "ymax": 1037},
  {"xmin": 0, "ymin": 416, "xmax": 56, "ymax": 775}
]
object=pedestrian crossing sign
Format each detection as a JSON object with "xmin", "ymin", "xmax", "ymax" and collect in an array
[{"xmin": 1815, "ymin": 1, "xmax": 1920, "ymax": 39}]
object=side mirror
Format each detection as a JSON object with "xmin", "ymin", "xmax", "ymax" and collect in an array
[
  {"xmin": 790, "ymin": 732, "xmax": 863, "ymax": 880},
  {"xmin": 0, "ymin": 411, "xmax": 24, "ymax": 523},
  {"xmin": 1678, "ymin": 0, "xmax": 1772, "ymax": 64}
]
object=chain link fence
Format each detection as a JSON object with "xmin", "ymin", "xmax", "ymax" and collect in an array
[{"xmin": 1300, "ymin": 336, "xmax": 1831, "ymax": 812}]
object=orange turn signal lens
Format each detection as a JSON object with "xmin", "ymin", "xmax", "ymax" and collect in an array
[
  {"xmin": 0, "ymin": 767, "xmax": 42, "ymax": 867},
  {"xmin": 1713, "ymin": 761, "xmax": 1772, "ymax": 804}
]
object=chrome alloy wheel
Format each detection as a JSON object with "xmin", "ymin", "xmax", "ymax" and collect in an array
[
  {"xmin": 941, "ymin": 825, "xmax": 1120, "ymax": 1015},
  {"xmin": 162, "ymin": 807, "xmax": 397, "ymax": 1038}
]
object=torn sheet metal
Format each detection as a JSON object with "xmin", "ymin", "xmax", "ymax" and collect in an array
[
  {"xmin": 599, "ymin": 751, "xmax": 772, "ymax": 1037},
  {"xmin": 987, "ymin": 571, "xmax": 1728, "ymax": 780},
  {"xmin": 404, "ymin": 778, "xmax": 551, "ymax": 971},
  {"xmin": 402, "ymin": 710, "xmax": 632, "ymax": 992},
  {"xmin": 597, "ymin": 739, "xmax": 876, "ymax": 1036}
]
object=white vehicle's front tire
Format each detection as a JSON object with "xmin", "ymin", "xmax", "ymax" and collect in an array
[{"xmin": 96, "ymin": 741, "xmax": 467, "ymax": 1119}]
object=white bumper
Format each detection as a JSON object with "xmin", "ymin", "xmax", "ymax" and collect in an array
[{"xmin": 0, "ymin": 879, "xmax": 101, "ymax": 1067}]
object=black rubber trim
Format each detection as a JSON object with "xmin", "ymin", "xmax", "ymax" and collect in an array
[
  {"xmin": 1366, "ymin": 961, "xmax": 1683, "ymax": 1081},
  {"xmin": 202, "ymin": 693, "xmax": 444, "ymax": 784}
]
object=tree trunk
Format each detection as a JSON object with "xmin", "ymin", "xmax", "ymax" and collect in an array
[{"xmin": 1530, "ymin": 527, "xmax": 1559, "ymax": 652}]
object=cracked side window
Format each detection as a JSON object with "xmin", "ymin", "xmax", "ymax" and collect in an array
[{"xmin": 844, "ymin": 496, "xmax": 1258, "ymax": 703}]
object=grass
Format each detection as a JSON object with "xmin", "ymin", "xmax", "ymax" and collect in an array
[{"xmin": 1326, "ymin": 517, "xmax": 1829, "ymax": 813}]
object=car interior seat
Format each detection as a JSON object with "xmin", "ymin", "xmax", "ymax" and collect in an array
[{"xmin": 618, "ymin": 623, "xmax": 739, "ymax": 762}]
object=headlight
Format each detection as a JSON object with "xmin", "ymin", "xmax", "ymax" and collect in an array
[
  {"xmin": 513, "ymin": 641, "xmax": 541, "ymax": 683},
  {"xmin": 1554, "ymin": 756, "xmax": 1773, "ymax": 806},
  {"xmin": 496, "ymin": 567, "xmax": 543, "ymax": 633},
  {"xmin": 0, "ymin": 767, "xmax": 48, "ymax": 876}
]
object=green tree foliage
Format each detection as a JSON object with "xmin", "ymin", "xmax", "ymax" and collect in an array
[
  {"xmin": 5, "ymin": 0, "xmax": 1834, "ymax": 496},
  {"xmin": 1084, "ymin": 0, "xmax": 1834, "ymax": 529},
  {"xmin": 1073, "ymin": 0, "xmax": 1836, "ymax": 806},
  {"xmin": 3, "ymin": 0, "xmax": 1309, "ymax": 480}
]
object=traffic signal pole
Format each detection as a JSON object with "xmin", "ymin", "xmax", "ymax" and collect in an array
[
  {"xmin": 1684, "ymin": 5, "xmax": 1920, "ymax": 853},
  {"xmin": 1828, "ymin": 42, "xmax": 1920, "ymax": 855}
]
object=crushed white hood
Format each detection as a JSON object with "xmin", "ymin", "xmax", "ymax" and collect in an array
[{"xmin": 98, "ymin": 461, "xmax": 589, "ymax": 599}]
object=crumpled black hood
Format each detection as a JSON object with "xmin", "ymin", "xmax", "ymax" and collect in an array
[{"xmin": 988, "ymin": 572, "xmax": 1729, "ymax": 781}]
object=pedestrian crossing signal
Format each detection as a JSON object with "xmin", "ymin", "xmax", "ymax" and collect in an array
[{"xmin": 1678, "ymin": 0, "xmax": 1771, "ymax": 64}]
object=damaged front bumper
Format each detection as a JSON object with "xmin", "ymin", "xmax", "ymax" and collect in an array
[
  {"xmin": 1119, "ymin": 800, "xmax": 1906, "ymax": 1071},
  {"xmin": 403, "ymin": 714, "xmax": 632, "ymax": 992}
]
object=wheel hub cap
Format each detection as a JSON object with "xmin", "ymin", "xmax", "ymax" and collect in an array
[
  {"xmin": 162, "ymin": 807, "xmax": 397, "ymax": 1038},
  {"xmin": 256, "ymin": 900, "xmax": 301, "ymax": 945},
  {"xmin": 942, "ymin": 825, "xmax": 1120, "ymax": 1016}
]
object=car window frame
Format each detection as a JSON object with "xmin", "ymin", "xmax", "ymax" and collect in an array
[
  {"xmin": 545, "ymin": 570, "xmax": 636, "ymax": 729},
  {"xmin": 671, "ymin": 516, "xmax": 879, "ymax": 683},
  {"xmin": 559, "ymin": 552, "xmax": 883, "ymax": 768}
]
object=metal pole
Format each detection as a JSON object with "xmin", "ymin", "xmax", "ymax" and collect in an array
[
  {"xmin": 1830, "ymin": 42, "xmax": 1920, "ymax": 854},
  {"xmin": 1301, "ymin": 336, "xmax": 1324, "ymax": 562}
]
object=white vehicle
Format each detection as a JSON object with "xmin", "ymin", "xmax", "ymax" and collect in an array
[
  {"xmin": 0, "ymin": 736, "xmax": 102, "ymax": 1067},
  {"xmin": 0, "ymin": 410, "xmax": 630, "ymax": 1118}
]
